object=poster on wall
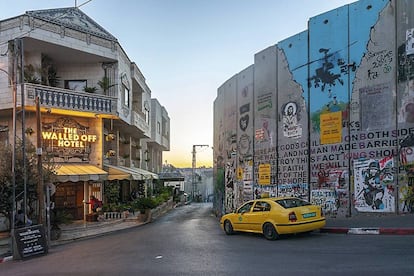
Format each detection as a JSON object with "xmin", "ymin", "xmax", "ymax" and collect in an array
[
  {"xmin": 360, "ymin": 83, "xmax": 393, "ymax": 129},
  {"xmin": 354, "ymin": 157, "xmax": 395, "ymax": 212},
  {"xmin": 320, "ymin": 111, "xmax": 342, "ymax": 144},
  {"xmin": 258, "ymin": 163, "xmax": 271, "ymax": 185}
]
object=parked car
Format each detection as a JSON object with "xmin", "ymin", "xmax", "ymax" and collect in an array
[{"xmin": 220, "ymin": 197, "xmax": 326, "ymax": 240}]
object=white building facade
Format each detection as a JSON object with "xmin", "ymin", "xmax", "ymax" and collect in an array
[{"xmin": 0, "ymin": 7, "xmax": 170, "ymax": 221}]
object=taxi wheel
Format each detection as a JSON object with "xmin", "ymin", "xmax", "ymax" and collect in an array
[
  {"xmin": 263, "ymin": 223, "xmax": 279, "ymax": 240},
  {"xmin": 224, "ymin": 220, "xmax": 234, "ymax": 235}
]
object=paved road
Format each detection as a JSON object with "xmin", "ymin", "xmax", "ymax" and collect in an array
[{"xmin": 2, "ymin": 203, "xmax": 414, "ymax": 275}]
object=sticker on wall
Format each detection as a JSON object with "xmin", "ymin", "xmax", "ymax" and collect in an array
[
  {"xmin": 255, "ymin": 128, "xmax": 264, "ymax": 141},
  {"xmin": 257, "ymin": 92, "xmax": 272, "ymax": 111},
  {"xmin": 238, "ymin": 134, "xmax": 251, "ymax": 156},
  {"xmin": 239, "ymin": 114, "xmax": 249, "ymax": 131}
]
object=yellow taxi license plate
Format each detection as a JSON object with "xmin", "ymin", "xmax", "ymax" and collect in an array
[{"xmin": 302, "ymin": 212, "xmax": 316, "ymax": 218}]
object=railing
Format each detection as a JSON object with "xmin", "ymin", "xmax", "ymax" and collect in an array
[
  {"xmin": 23, "ymin": 83, "xmax": 117, "ymax": 116},
  {"xmin": 161, "ymin": 136, "xmax": 170, "ymax": 150},
  {"xmin": 132, "ymin": 110, "xmax": 150, "ymax": 136}
]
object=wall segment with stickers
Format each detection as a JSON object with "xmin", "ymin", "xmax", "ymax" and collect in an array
[{"xmin": 214, "ymin": 0, "xmax": 414, "ymax": 217}]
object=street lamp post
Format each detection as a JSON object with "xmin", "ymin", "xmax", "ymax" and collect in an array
[{"xmin": 192, "ymin": 144, "xmax": 208, "ymax": 201}]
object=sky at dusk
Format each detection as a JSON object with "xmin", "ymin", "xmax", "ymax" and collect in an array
[{"xmin": 0, "ymin": 0, "xmax": 356, "ymax": 168}]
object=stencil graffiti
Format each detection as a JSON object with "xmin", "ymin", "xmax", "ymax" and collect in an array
[
  {"xmin": 308, "ymin": 48, "xmax": 345, "ymax": 93},
  {"xmin": 281, "ymin": 101, "xmax": 302, "ymax": 138}
]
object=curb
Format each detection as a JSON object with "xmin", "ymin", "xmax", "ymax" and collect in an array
[
  {"xmin": 0, "ymin": 221, "xmax": 149, "ymax": 263},
  {"xmin": 0, "ymin": 255, "xmax": 13, "ymax": 263},
  {"xmin": 321, "ymin": 227, "xmax": 414, "ymax": 235}
]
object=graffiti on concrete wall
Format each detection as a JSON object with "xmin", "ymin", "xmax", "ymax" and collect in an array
[
  {"xmin": 237, "ymin": 79, "xmax": 254, "ymax": 204},
  {"xmin": 281, "ymin": 101, "xmax": 302, "ymax": 138},
  {"xmin": 213, "ymin": 0, "xmax": 414, "ymax": 217},
  {"xmin": 311, "ymin": 189, "xmax": 337, "ymax": 214},
  {"xmin": 308, "ymin": 48, "xmax": 345, "ymax": 95},
  {"xmin": 360, "ymin": 82, "xmax": 393, "ymax": 129},
  {"xmin": 354, "ymin": 157, "xmax": 395, "ymax": 212}
]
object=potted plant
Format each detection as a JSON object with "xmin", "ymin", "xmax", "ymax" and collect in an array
[
  {"xmin": 83, "ymin": 86, "xmax": 97, "ymax": 93},
  {"xmin": 50, "ymin": 209, "xmax": 73, "ymax": 240},
  {"xmin": 98, "ymin": 76, "xmax": 115, "ymax": 94},
  {"xmin": 24, "ymin": 64, "xmax": 41, "ymax": 84},
  {"xmin": 133, "ymin": 197, "xmax": 156, "ymax": 222}
]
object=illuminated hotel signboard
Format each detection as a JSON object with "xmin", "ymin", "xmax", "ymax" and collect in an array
[
  {"xmin": 42, "ymin": 117, "xmax": 97, "ymax": 161},
  {"xmin": 42, "ymin": 127, "xmax": 97, "ymax": 148}
]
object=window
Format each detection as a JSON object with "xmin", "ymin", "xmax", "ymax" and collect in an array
[
  {"xmin": 157, "ymin": 121, "xmax": 161, "ymax": 134},
  {"xmin": 123, "ymin": 84, "xmax": 129, "ymax": 107},
  {"xmin": 253, "ymin": 201, "xmax": 271, "ymax": 212},
  {"xmin": 144, "ymin": 101, "xmax": 150, "ymax": 124},
  {"xmin": 276, "ymin": 198, "xmax": 311, "ymax": 209},
  {"xmin": 65, "ymin": 80, "xmax": 87, "ymax": 91},
  {"xmin": 237, "ymin": 202, "xmax": 254, "ymax": 213}
]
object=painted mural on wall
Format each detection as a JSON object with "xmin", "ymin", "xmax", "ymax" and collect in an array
[
  {"xmin": 237, "ymin": 67, "xmax": 254, "ymax": 204},
  {"xmin": 214, "ymin": 0, "xmax": 414, "ymax": 216},
  {"xmin": 253, "ymin": 47, "xmax": 278, "ymax": 199},
  {"xmin": 354, "ymin": 157, "xmax": 395, "ymax": 212},
  {"xmin": 281, "ymin": 102, "xmax": 302, "ymax": 138},
  {"xmin": 277, "ymin": 32, "xmax": 310, "ymax": 200}
]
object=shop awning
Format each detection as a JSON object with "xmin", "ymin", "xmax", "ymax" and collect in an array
[
  {"xmin": 105, "ymin": 165, "xmax": 137, "ymax": 181},
  {"xmin": 132, "ymin": 167, "xmax": 159, "ymax": 179},
  {"xmin": 54, "ymin": 164, "xmax": 108, "ymax": 182},
  {"xmin": 105, "ymin": 165, "xmax": 158, "ymax": 181}
]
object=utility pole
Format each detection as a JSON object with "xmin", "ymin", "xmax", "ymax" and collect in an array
[
  {"xmin": 192, "ymin": 144, "xmax": 208, "ymax": 201},
  {"xmin": 36, "ymin": 96, "xmax": 44, "ymax": 224}
]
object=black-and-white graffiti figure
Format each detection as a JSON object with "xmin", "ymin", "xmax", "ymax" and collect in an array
[
  {"xmin": 308, "ymin": 48, "xmax": 344, "ymax": 92},
  {"xmin": 282, "ymin": 102, "xmax": 302, "ymax": 138},
  {"xmin": 361, "ymin": 161, "xmax": 385, "ymax": 210}
]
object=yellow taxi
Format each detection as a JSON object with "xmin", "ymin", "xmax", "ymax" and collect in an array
[{"xmin": 220, "ymin": 197, "xmax": 326, "ymax": 240}]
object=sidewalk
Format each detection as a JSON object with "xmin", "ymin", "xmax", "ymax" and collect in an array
[
  {"xmin": 322, "ymin": 212, "xmax": 414, "ymax": 235},
  {"xmin": 0, "ymin": 212, "xmax": 150, "ymax": 263},
  {"xmin": 2, "ymin": 211, "xmax": 414, "ymax": 263}
]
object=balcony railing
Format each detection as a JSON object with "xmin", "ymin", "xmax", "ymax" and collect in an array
[
  {"xmin": 132, "ymin": 110, "xmax": 150, "ymax": 137},
  {"xmin": 23, "ymin": 83, "xmax": 117, "ymax": 116}
]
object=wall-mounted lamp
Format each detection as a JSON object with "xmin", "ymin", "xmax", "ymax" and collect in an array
[
  {"xmin": 105, "ymin": 149, "xmax": 116, "ymax": 158},
  {"xmin": 106, "ymin": 133, "xmax": 115, "ymax": 141},
  {"xmin": 25, "ymin": 127, "xmax": 34, "ymax": 136}
]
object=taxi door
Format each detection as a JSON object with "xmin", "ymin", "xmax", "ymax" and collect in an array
[
  {"xmin": 234, "ymin": 201, "xmax": 254, "ymax": 231},
  {"xmin": 247, "ymin": 201, "xmax": 271, "ymax": 232}
]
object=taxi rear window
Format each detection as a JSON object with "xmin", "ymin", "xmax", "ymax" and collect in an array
[{"xmin": 275, "ymin": 198, "xmax": 311, "ymax": 209}]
